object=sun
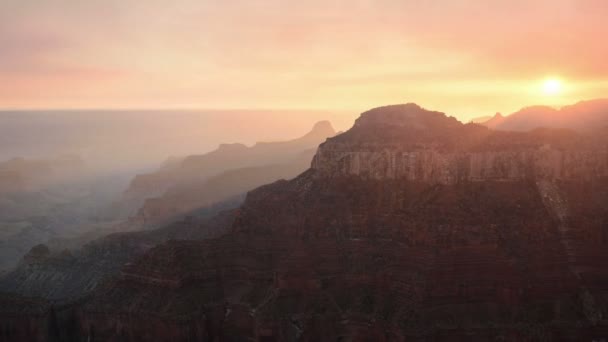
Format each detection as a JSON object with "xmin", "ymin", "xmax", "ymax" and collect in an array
[{"xmin": 542, "ymin": 78, "xmax": 563, "ymax": 95}]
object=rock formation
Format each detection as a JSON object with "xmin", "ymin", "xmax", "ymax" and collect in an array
[
  {"xmin": 0, "ymin": 121, "xmax": 336, "ymax": 302},
  {"xmin": 2, "ymin": 104, "xmax": 608, "ymax": 341},
  {"xmin": 132, "ymin": 149, "xmax": 316, "ymax": 227},
  {"xmin": 312, "ymin": 104, "xmax": 607, "ymax": 182},
  {"xmin": 121, "ymin": 121, "xmax": 336, "ymax": 217}
]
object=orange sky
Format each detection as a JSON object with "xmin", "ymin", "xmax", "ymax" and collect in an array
[{"xmin": 1, "ymin": 0, "xmax": 607, "ymax": 120}]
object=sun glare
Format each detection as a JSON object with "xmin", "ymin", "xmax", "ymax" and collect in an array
[{"xmin": 542, "ymin": 78, "xmax": 563, "ymax": 96}]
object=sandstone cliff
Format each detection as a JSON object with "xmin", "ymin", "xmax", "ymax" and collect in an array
[{"xmin": 312, "ymin": 104, "xmax": 608, "ymax": 182}]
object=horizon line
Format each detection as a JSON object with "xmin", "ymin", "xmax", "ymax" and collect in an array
[{"xmin": 0, "ymin": 107, "xmax": 354, "ymax": 112}]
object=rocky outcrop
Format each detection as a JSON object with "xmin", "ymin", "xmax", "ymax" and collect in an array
[
  {"xmin": 313, "ymin": 141, "xmax": 608, "ymax": 183},
  {"xmin": 312, "ymin": 104, "xmax": 608, "ymax": 182}
]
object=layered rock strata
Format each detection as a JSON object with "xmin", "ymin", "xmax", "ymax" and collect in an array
[{"xmin": 3, "ymin": 104, "xmax": 608, "ymax": 341}]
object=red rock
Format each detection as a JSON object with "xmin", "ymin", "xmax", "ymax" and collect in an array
[{"xmin": 3, "ymin": 104, "xmax": 608, "ymax": 341}]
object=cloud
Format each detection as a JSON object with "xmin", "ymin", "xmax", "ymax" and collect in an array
[{"xmin": 0, "ymin": 0, "xmax": 607, "ymax": 114}]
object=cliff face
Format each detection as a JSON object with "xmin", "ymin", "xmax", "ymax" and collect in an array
[
  {"xmin": 313, "ymin": 137, "xmax": 608, "ymax": 183},
  {"xmin": 71, "ymin": 178, "xmax": 608, "ymax": 340},
  {"xmin": 3, "ymin": 104, "xmax": 608, "ymax": 341},
  {"xmin": 313, "ymin": 104, "xmax": 608, "ymax": 183}
]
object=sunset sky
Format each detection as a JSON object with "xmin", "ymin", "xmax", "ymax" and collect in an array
[{"xmin": 1, "ymin": 0, "xmax": 608, "ymax": 120}]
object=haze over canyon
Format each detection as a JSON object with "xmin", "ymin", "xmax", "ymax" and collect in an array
[
  {"xmin": 2, "ymin": 0, "xmax": 608, "ymax": 341},
  {"xmin": 0, "ymin": 100, "xmax": 607, "ymax": 341}
]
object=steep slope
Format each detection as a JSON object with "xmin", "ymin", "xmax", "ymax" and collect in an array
[
  {"xmin": 480, "ymin": 98, "xmax": 608, "ymax": 132},
  {"xmin": 4, "ymin": 104, "xmax": 608, "ymax": 341},
  {"xmin": 121, "ymin": 121, "xmax": 336, "ymax": 214},
  {"xmin": 133, "ymin": 149, "xmax": 316, "ymax": 226},
  {"xmin": 0, "ymin": 209, "xmax": 235, "ymax": 302}
]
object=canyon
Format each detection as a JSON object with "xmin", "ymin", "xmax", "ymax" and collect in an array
[
  {"xmin": 122, "ymin": 121, "xmax": 336, "ymax": 226},
  {"xmin": 2, "ymin": 104, "xmax": 608, "ymax": 341},
  {"xmin": 122, "ymin": 121, "xmax": 335, "ymax": 205},
  {"xmin": 0, "ymin": 121, "xmax": 336, "ymax": 302},
  {"xmin": 0, "ymin": 156, "xmax": 128, "ymax": 273}
]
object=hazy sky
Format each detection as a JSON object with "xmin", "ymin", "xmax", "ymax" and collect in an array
[
  {"xmin": 1, "ymin": 0, "xmax": 607, "ymax": 119},
  {"xmin": 0, "ymin": 110, "xmax": 351, "ymax": 169}
]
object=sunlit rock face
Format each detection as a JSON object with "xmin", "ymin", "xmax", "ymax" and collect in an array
[
  {"xmin": 313, "ymin": 104, "xmax": 608, "ymax": 182},
  {"xmin": 313, "ymin": 144, "xmax": 608, "ymax": 183}
]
